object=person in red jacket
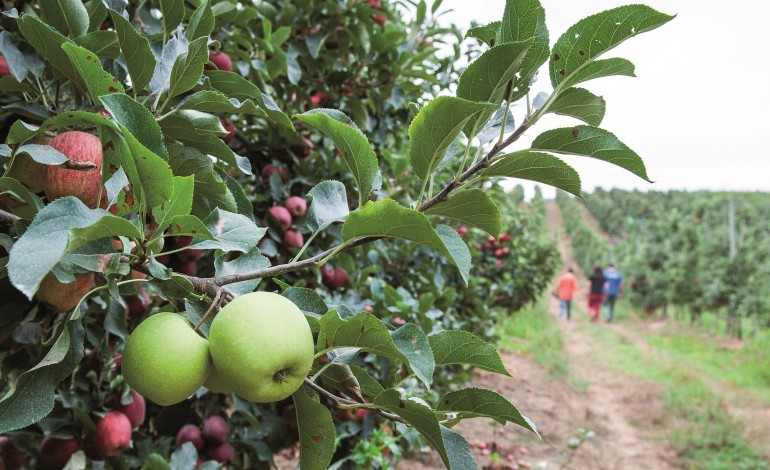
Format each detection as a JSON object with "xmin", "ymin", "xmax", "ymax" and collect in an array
[{"xmin": 556, "ymin": 268, "xmax": 579, "ymax": 320}]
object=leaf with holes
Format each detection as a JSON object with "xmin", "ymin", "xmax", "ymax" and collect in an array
[
  {"xmin": 531, "ymin": 126, "xmax": 650, "ymax": 182},
  {"xmin": 465, "ymin": 21, "xmax": 500, "ymax": 46},
  {"xmin": 428, "ymin": 330, "xmax": 510, "ymax": 376},
  {"xmin": 424, "ymin": 189, "xmax": 502, "ymax": 238},
  {"xmin": 293, "ymin": 385, "xmax": 335, "ymax": 470},
  {"xmin": 549, "ymin": 5, "xmax": 674, "ymax": 88},
  {"xmin": 61, "ymin": 43, "xmax": 124, "ymax": 103},
  {"xmin": 560, "ymin": 58, "xmax": 636, "ymax": 90},
  {"xmin": 436, "ymin": 388, "xmax": 538, "ymax": 435},
  {"xmin": 548, "ymin": 87, "xmax": 606, "ymax": 126},
  {"xmin": 482, "ymin": 151, "xmax": 581, "ymax": 197}
]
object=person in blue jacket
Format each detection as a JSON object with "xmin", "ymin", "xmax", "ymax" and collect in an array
[{"xmin": 603, "ymin": 264, "xmax": 624, "ymax": 323}]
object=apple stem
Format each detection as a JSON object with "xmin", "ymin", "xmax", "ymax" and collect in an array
[
  {"xmin": 193, "ymin": 288, "xmax": 224, "ymax": 332},
  {"xmin": 273, "ymin": 369, "xmax": 289, "ymax": 383}
]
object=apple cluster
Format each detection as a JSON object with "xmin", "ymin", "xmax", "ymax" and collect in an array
[
  {"xmin": 267, "ymin": 195, "xmax": 308, "ymax": 250},
  {"xmin": 121, "ymin": 292, "xmax": 315, "ymax": 408},
  {"xmin": 474, "ymin": 233, "xmax": 513, "ymax": 267},
  {"xmin": 175, "ymin": 416, "xmax": 234, "ymax": 464}
]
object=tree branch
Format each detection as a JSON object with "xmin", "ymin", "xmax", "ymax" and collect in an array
[
  {"xmin": 0, "ymin": 208, "xmax": 21, "ymax": 227},
  {"xmin": 303, "ymin": 378, "xmax": 406, "ymax": 424}
]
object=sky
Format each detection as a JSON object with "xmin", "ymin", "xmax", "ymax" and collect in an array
[{"xmin": 438, "ymin": 0, "xmax": 770, "ymax": 197}]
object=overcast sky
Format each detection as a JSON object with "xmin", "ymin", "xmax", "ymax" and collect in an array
[{"xmin": 438, "ymin": 0, "xmax": 770, "ymax": 197}]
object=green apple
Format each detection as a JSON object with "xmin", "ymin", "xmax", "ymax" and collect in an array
[
  {"xmin": 122, "ymin": 313, "xmax": 212, "ymax": 406},
  {"xmin": 208, "ymin": 292, "xmax": 314, "ymax": 403},
  {"xmin": 203, "ymin": 366, "xmax": 233, "ymax": 394}
]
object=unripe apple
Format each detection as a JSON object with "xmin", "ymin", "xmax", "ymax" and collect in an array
[
  {"xmin": 44, "ymin": 131, "xmax": 103, "ymax": 208},
  {"xmin": 372, "ymin": 15, "xmax": 387, "ymax": 26},
  {"xmin": 205, "ymin": 51, "xmax": 233, "ymax": 72},
  {"xmin": 106, "ymin": 390, "xmax": 146, "ymax": 427},
  {"xmin": 283, "ymin": 230, "xmax": 303, "ymax": 248},
  {"xmin": 284, "ymin": 196, "xmax": 307, "ymax": 216},
  {"xmin": 92, "ymin": 411, "xmax": 132, "ymax": 458},
  {"xmin": 122, "ymin": 313, "xmax": 213, "ymax": 406},
  {"xmin": 203, "ymin": 366, "xmax": 233, "ymax": 394},
  {"xmin": 38, "ymin": 436, "xmax": 81, "ymax": 468},
  {"xmin": 220, "ymin": 120, "xmax": 236, "ymax": 143},
  {"xmin": 201, "ymin": 416, "xmax": 229, "ymax": 444},
  {"xmin": 268, "ymin": 206, "xmax": 292, "ymax": 230},
  {"xmin": 204, "ymin": 442, "xmax": 234, "ymax": 463},
  {"xmin": 208, "ymin": 292, "xmax": 314, "ymax": 403},
  {"xmin": 0, "ymin": 436, "xmax": 25, "ymax": 469},
  {"xmin": 176, "ymin": 424, "xmax": 203, "ymax": 451},
  {"xmin": 0, "ymin": 56, "xmax": 9, "ymax": 77},
  {"xmin": 37, "ymin": 272, "xmax": 94, "ymax": 312}
]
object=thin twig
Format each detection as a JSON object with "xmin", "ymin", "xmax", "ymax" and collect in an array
[
  {"xmin": 0, "ymin": 208, "xmax": 21, "ymax": 226},
  {"xmin": 194, "ymin": 288, "xmax": 224, "ymax": 331},
  {"xmin": 303, "ymin": 378, "xmax": 406, "ymax": 424}
]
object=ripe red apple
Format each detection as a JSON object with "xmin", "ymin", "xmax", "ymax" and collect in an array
[
  {"xmin": 284, "ymin": 196, "xmax": 307, "ymax": 216},
  {"xmin": 177, "ymin": 260, "xmax": 198, "ymax": 276},
  {"xmin": 220, "ymin": 120, "xmax": 236, "ymax": 143},
  {"xmin": 106, "ymin": 390, "xmax": 146, "ymax": 427},
  {"xmin": 91, "ymin": 411, "xmax": 132, "ymax": 458},
  {"xmin": 176, "ymin": 424, "xmax": 203, "ymax": 451},
  {"xmin": 44, "ymin": 131, "xmax": 104, "ymax": 208},
  {"xmin": 310, "ymin": 92, "xmax": 330, "ymax": 107},
  {"xmin": 37, "ymin": 272, "xmax": 94, "ymax": 312},
  {"xmin": 366, "ymin": 0, "xmax": 382, "ymax": 7},
  {"xmin": 204, "ymin": 442, "xmax": 234, "ymax": 463},
  {"xmin": 455, "ymin": 226, "xmax": 468, "ymax": 236},
  {"xmin": 173, "ymin": 236, "xmax": 204, "ymax": 261},
  {"xmin": 0, "ymin": 436, "xmax": 25, "ymax": 469},
  {"xmin": 282, "ymin": 229, "xmax": 303, "ymax": 248},
  {"xmin": 268, "ymin": 206, "xmax": 292, "ymax": 230},
  {"xmin": 260, "ymin": 164, "xmax": 287, "ymax": 181},
  {"xmin": 290, "ymin": 137, "xmax": 314, "ymax": 159},
  {"xmin": 321, "ymin": 267, "xmax": 348, "ymax": 290},
  {"xmin": 38, "ymin": 436, "xmax": 81, "ymax": 468},
  {"xmin": 393, "ymin": 316, "xmax": 406, "ymax": 326},
  {"xmin": 0, "ymin": 56, "xmax": 9, "ymax": 77},
  {"xmin": 201, "ymin": 416, "xmax": 229, "ymax": 444},
  {"xmin": 372, "ymin": 15, "xmax": 387, "ymax": 26},
  {"xmin": 499, "ymin": 233, "xmax": 512, "ymax": 242},
  {"xmin": 495, "ymin": 248, "xmax": 504, "ymax": 258},
  {"xmin": 363, "ymin": 305, "xmax": 373, "ymax": 312},
  {"xmin": 205, "ymin": 51, "xmax": 233, "ymax": 72},
  {"xmin": 125, "ymin": 289, "xmax": 151, "ymax": 317}
]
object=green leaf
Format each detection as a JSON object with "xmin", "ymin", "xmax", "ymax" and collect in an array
[
  {"xmin": 109, "ymin": 10, "xmax": 156, "ymax": 92},
  {"xmin": 0, "ymin": 311, "xmax": 85, "ymax": 433},
  {"xmin": 16, "ymin": 16, "xmax": 83, "ymax": 90},
  {"xmin": 296, "ymin": 109, "xmax": 378, "ymax": 207},
  {"xmin": 205, "ymin": 71, "xmax": 294, "ymax": 130},
  {"xmin": 293, "ymin": 385, "xmax": 335, "ymax": 470},
  {"xmin": 116, "ymin": 127, "xmax": 174, "ymax": 209},
  {"xmin": 185, "ymin": 0, "xmax": 214, "ymax": 41},
  {"xmin": 8, "ymin": 197, "xmax": 141, "ymax": 299},
  {"xmin": 316, "ymin": 311, "xmax": 432, "ymax": 387},
  {"xmin": 178, "ymin": 90, "xmax": 265, "ymax": 116},
  {"xmin": 168, "ymin": 144, "xmax": 237, "ymax": 217},
  {"xmin": 164, "ymin": 214, "xmax": 213, "ymax": 238},
  {"xmin": 74, "ymin": 31, "xmax": 120, "ymax": 60},
  {"xmin": 499, "ymin": 0, "xmax": 549, "ymax": 100},
  {"xmin": 283, "ymin": 287, "xmax": 328, "ymax": 317},
  {"xmin": 434, "ymin": 225, "xmax": 471, "ymax": 285},
  {"xmin": 160, "ymin": 0, "xmax": 184, "ymax": 35},
  {"xmin": 317, "ymin": 364, "xmax": 362, "ymax": 401},
  {"xmin": 152, "ymin": 176, "xmax": 194, "ymax": 235},
  {"xmin": 424, "ymin": 189, "xmax": 502, "ymax": 238},
  {"xmin": 391, "ymin": 323, "xmax": 435, "ymax": 386},
  {"xmin": 428, "ymin": 330, "xmax": 510, "ymax": 376},
  {"xmin": 408, "ymin": 96, "xmax": 496, "ymax": 180},
  {"xmin": 456, "ymin": 40, "xmax": 532, "ymax": 137},
  {"xmin": 61, "ymin": 43, "xmax": 124, "ymax": 103},
  {"xmin": 348, "ymin": 365, "xmax": 385, "ymax": 400},
  {"xmin": 0, "ymin": 177, "xmax": 45, "ymax": 219},
  {"xmin": 437, "ymin": 388, "xmax": 538, "ymax": 435},
  {"xmin": 465, "ymin": 21, "xmax": 500, "ymax": 46},
  {"xmin": 100, "ymin": 94, "xmax": 168, "ymax": 160},
  {"xmin": 214, "ymin": 248, "xmax": 269, "ymax": 297},
  {"xmin": 549, "ymin": 5, "xmax": 674, "ymax": 88},
  {"xmin": 16, "ymin": 144, "xmax": 68, "ymax": 165},
  {"xmin": 440, "ymin": 426, "xmax": 477, "ymax": 470},
  {"xmin": 306, "ymin": 180, "xmax": 349, "ymax": 233},
  {"xmin": 191, "ymin": 208, "xmax": 266, "ymax": 253},
  {"xmin": 341, "ymin": 199, "xmax": 470, "ymax": 282},
  {"xmin": 40, "ymin": 0, "xmax": 89, "ymax": 37},
  {"xmin": 531, "ymin": 126, "xmax": 650, "ymax": 182},
  {"xmin": 559, "ymin": 58, "xmax": 636, "ymax": 90},
  {"xmin": 168, "ymin": 37, "xmax": 208, "ymax": 99},
  {"xmin": 548, "ymin": 87, "xmax": 606, "ymax": 126},
  {"xmin": 482, "ymin": 151, "xmax": 581, "ymax": 197}
]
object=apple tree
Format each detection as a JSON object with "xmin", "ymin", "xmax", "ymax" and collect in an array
[{"xmin": 0, "ymin": 0, "xmax": 672, "ymax": 467}]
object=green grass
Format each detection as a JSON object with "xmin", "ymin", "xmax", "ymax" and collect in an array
[
  {"xmin": 581, "ymin": 324, "xmax": 768, "ymax": 469},
  {"xmin": 498, "ymin": 298, "xmax": 567, "ymax": 378}
]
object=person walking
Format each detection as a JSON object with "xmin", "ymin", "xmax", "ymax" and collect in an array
[
  {"xmin": 603, "ymin": 263, "xmax": 624, "ymax": 322},
  {"xmin": 556, "ymin": 268, "xmax": 579, "ymax": 320},
  {"xmin": 587, "ymin": 265, "xmax": 606, "ymax": 322}
]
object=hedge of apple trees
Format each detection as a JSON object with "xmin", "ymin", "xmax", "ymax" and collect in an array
[{"xmin": 0, "ymin": 0, "xmax": 672, "ymax": 467}]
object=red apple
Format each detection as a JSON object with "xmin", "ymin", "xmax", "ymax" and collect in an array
[
  {"xmin": 126, "ymin": 289, "xmax": 151, "ymax": 317},
  {"xmin": 91, "ymin": 411, "xmax": 132, "ymax": 458},
  {"xmin": 173, "ymin": 236, "xmax": 204, "ymax": 261},
  {"xmin": 495, "ymin": 249, "xmax": 504, "ymax": 258},
  {"xmin": 268, "ymin": 206, "xmax": 292, "ymax": 230},
  {"xmin": 37, "ymin": 272, "xmax": 94, "ymax": 312},
  {"xmin": 221, "ymin": 120, "xmax": 236, "ymax": 143},
  {"xmin": 44, "ymin": 131, "xmax": 104, "ymax": 208},
  {"xmin": 283, "ymin": 229, "xmax": 304, "ymax": 248},
  {"xmin": 176, "ymin": 424, "xmax": 203, "ymax": 451},
  {"xmin": 284, "ymin": 196, "xmax": 307, "ymax": 216},
  {"xmin": 177, "ymin": 260, "xmax": 198, "ymax": 276},
  {"xmin": 106, "ymin": 390, "xmax": 146, "ymax": 427},
  {"xmin": 499, "ymin": 233, "xmax": 511, "ymax": 242},
  {"xmin": 260, "ymin": 164, "xmax": 287, "ymax": 181},
  {"xmin": 204, "ymin": 442, "xmax": 234, "ymax": 463},
  {"xmin": 205, "ymin": 51, "xmax": 233, "ymax": 72},
  {"xmin": 290, "ymin": 137, "xmax": 314, "ymax": 159},
  {"xmin": 201, "ymin": 416, "xmax": 229, "ymax": 444},
  {"xmin": 455, "ymin": 226, "xmax": 468, "ymax": 236},
  {"xmin": 321, "ymin": 267, "xmax": 348, "ymax": 290},
  {"xmin": 0, "ymin": 436, "xmax": 25, "ymax": 469},
  {"xmin": 372, "ymin": 15, "xmax": 387, "ymax": 26},
  {"xmin": 363, "ymin": 305, "xmax": 373, "ymax": 312},
  {"xmin": 310, "ymin": 92, "xmax": 330, "ymax": 107},
  {"xmin": 0, "ymin": 56, "xmax": 9, "ymax": 77},
  {"xmin": 366, "ymin": 0, "xmax": 382, "ymax": 7},
  {"xmin": 38, "ymin": 436, "xmax": 81, "ymax": 468}
]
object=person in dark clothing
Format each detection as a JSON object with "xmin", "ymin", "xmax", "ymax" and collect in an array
[{"xmin": 587, "ymin": 265, "xmax": 606, "ymax": 322}]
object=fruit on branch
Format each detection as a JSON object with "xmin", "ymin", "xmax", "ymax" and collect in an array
[
  {"xmin": 336, "ymin": 407, "xmax": 369, "ymax": 422},
  {"xmin": 261, "ymin": 164, "xmax": 287, "ymax": 181},
  {"xmin": 208, "ymin": 292, "xmax": 314, "ymax": 403},
  {"xmin": 105, "ymin": 390, "xmax": 146, "ymax": 427},
  {"xmin": 201, "ymin": 416, "xmax": 229, "ymax": 444},
  {"xmin": 203, "ymin": 366, "xmax": 233, "ymax": 394},
  {"xmin": 284, "ymin": 196, "xmax": 307, "ymax": 216},
  {"xmin": 220, "ymin": 120, "xmax": 237, "ymax": 143},
  {"xmin": 372, "ymin": 15, "xmax": 387, "ymax": 26},
  {"xmin": 173, "ymin": 236, "xmax": 204, "ymax": 261},
  {"xmin": 0, "ymin": 436, "xmax": 25, "ymax": 469},
  {"xmin": 366, "ymin": 0, "xmax": 382, "ymax": 8},
  {"xmin": 290, "ymin": 137, "xmax": 314, "ymax": 159},
  {"xmin": 268, "ymin": 206, "xmax": 292, "ymax": 230},
  {"xmin": 91, "ymin": 411, "xmax": 132, "ymax": 458},
  {"xmin": 43, "ymin": 131, "xmax": 104, "ymax": 208},
  {"xmin": 176, "ymin": 424, "xmax": 203, "ymax": 451},
  {"xmin": 122, "ymin": 313, "xmax": 212, "ymax": 406},
  {"xmin": 204, "ymin": 442, "xmax": 234, "ymax": 463},
  {"xmin": 495, "ymin": 248, "xmax": 504, "ymax": 258},
  {"xmin": 283, "ymin": 229, "xmax": 304, "ymax": 248},
  {"xmin": 321, "ymin": 267, "xmax": 348, "ymax": 290},
  {"xmin": 36, "ymin": 272, "xmax": 94, "ymax": 312},
  {"xmin": 7, "ymin": 153, "xmax": 46, "ymax": 193},
  {"xmin": 0, "ymin": 56, "xmax": 9, "ymax": 77},
  {"xmin": 38, "ymin": 436, "xmax": 81, "ymax": 468},
  {"xmin": 310, "ymin": 92, "xmax": 331, "ymax": 107},
  {"xmin": 177, "ymin": 260, "xmax": 198, "ymax": 276},
  {"xmin": 205, "ymin": 51, "xmax": 233, "ymax": 72},
  {"xmin": 455, "ymin": 226, "xmax": 468, "ymax": 236},
  {"xmin": 125, "ymin": 289, "xmax": 152, "ymax": 317},
  {"xmin": 499, "ymin": 233, "xmax": 511, "ymax": 243}
]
